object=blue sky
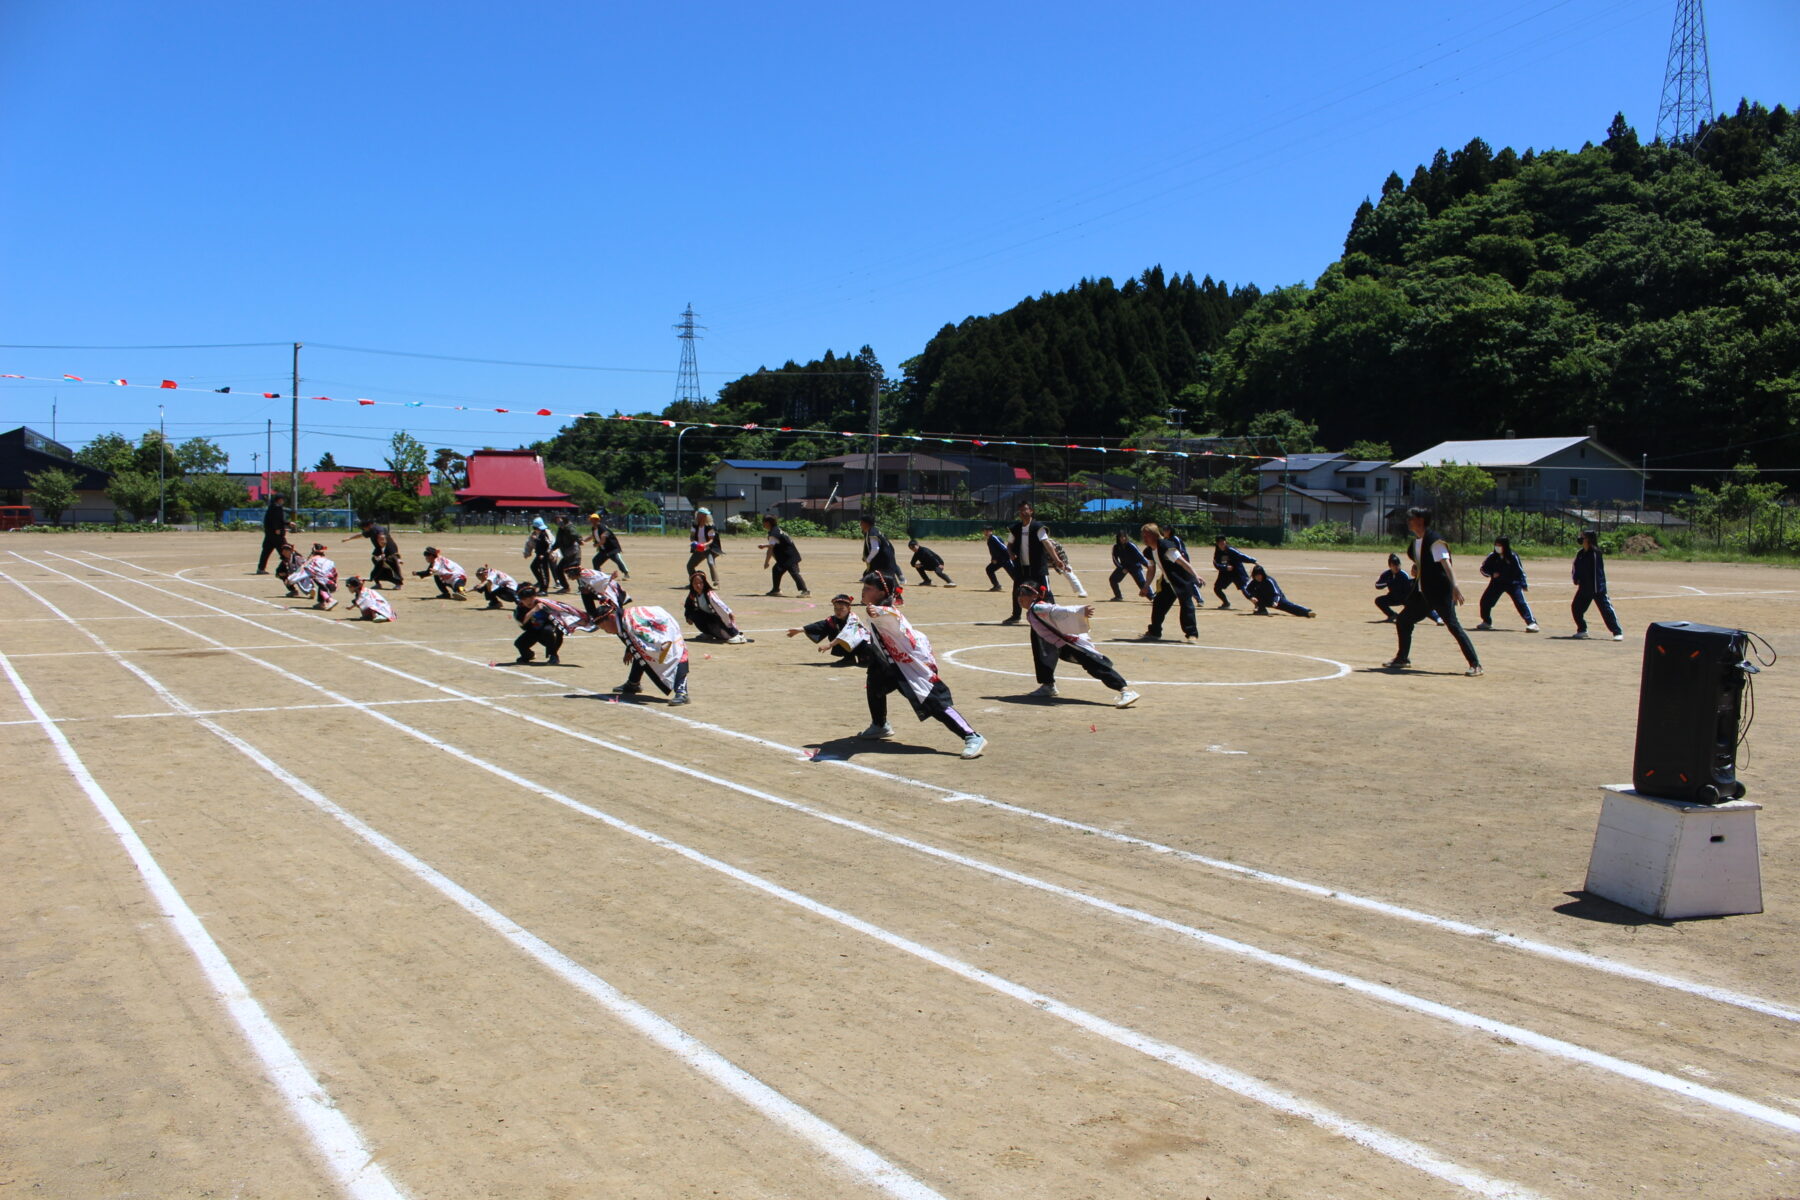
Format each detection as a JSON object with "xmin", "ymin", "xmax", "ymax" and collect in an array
[{"xmin": 2, "ymin": 0, "xmax": 1794, "ymax": 472}]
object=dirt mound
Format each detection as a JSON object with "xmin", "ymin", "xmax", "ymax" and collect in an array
[{"xmin": 1622, "ymin": 532, "xmax": 1663, "ymax": 556}]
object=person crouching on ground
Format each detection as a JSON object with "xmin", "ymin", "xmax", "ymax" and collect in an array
[
  {"xmin": 302, "ymin": 544, "xmax": 339, "ymax": 610},
  {"xmin": 512, "ymin": 585, "xmax": 589, "ymax": 665},
  {"xmin": 683, "ymin": 571, "xmax": 750, "ymax": 643},
  {"xmin": 906, "ymin": 538, "xmax": 956, "ymax": 587},
  {"xmin": 343, "ymin": 576, "xmax": 394, "ymax": 622},
  {"xmin": 473, "ymin": 564, "xmax": 519, "ymax": 609},
  {"xmin": 576, "ymin": 566, "xmax": 630, "ymax": 623},
  {"xmin": 787, "ymin": 593, "xmax": 867, "ymax": 666},
  {"xmin": 1108, "ymin": 529, "xmax": 1150, "ymax": 601},
  {"xmin": 857, "ymin": 571, "xmax": 985, "ymax": 758},
  {"xmin": 415, "ymin": 547, "xmax": 469, "ymax": 600},
  {"xmin": 1245, "ymin": 564, "xmax": 1315, "ymax": 617},
  {"xmin": 1017, "ymin": 580, "xmax": 1139, "ymax": 707},
  {"xmin": 590, "ymin": 592, "xmax": 691, "ymax": 705}
]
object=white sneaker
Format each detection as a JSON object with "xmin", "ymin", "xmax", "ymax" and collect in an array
[
  {"xmin": 1029, "ymin": 683, "xmax": 1058, "ymax": 699},
  {"xmin": 1612, "ymin": 633, "xmax": 1624, "ymax": 641},
  {"xmin": 858, "ymin": 722, "xmax": 894, "ymax": 739},
  {"xmin": 1526, "ymin": 623, "xmax": 1540, "ymax": 632},
  {"xmin": 726, "ymin": 634, "xmax": 747, "ymax": 644},
  {"xmin": 960, "ymin": 733, "xmax": 987, "ymax": 759},
  {"xmin": 1115, "ymin": 689, "xmax": 1139, "ymax": 708},
  {"xmin": 1572, "ymin": 630, "xmax": 1589, "ymax": 639}
]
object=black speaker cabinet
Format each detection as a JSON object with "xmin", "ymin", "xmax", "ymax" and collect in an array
[{"xmin": 1633, "ymin": 621, "xmax": 1751, "ymax": 804}]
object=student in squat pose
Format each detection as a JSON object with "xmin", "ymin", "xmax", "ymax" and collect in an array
[
  {"xmin": 1140, "ymin": 523, "xmax": 1201, "ymax": 642},
  {"xmin": 686, "ymin": 508, "xmax": 722, "ymax": 583},
  {"xmin": 414, "ymin": 547, "xmax": 469, "ymax": 600},
  {"xmin": 1001, "ymin": 501, "xmax": 1066, "ymax": 624},
  {"xmin": 1375, "ymin": 553, "xmax": 1437, "ymax": 623},
  {"xmin": 585, "ymin": 516, "xmax": 630, "ymax": 578},
  {"xmin": 590, "ymin": 589, "xmax": 691, "ymax": 705},
  {"xmin": 982, "ymin": 526, "xmax": 1016, "ymax": 592},
  {"xmin": 512, "ymin": 585, "xmax": 588, "ymax": 666},
  {"xmin": 856, "ymin": 571, "xmax": 985, "ymax": 758},
  {"xmin": 1017, "ymin": 580, "xmax": 1140, "ymax": 707},
  {"xmin": 1388, "ymin": 507, "xmax": 1482, "ymax": 676},
  {"xmin": 906, "ymin": 538, "xmax": 956, "ymax": 587},
  {"xmin": 1570, "ymin": 530, "xmax": 1624, "ymax": 641},
  {"xmin": 683, "ymin": 571, "xmax": 750, "ymax": 643},
  {"xmin": 473, "ymin": 564, "xmax": 519, "ymax": 610},
  {"xmin": 343, "ymin": 576, "xmax": 395, "ymax": 622},
  {"xmin": 275, "ymin": 540, "xmax": 305, "ymax": 595},
  {"xmin": 759, "ymin": 515, "xmax": 810, "ymax": 596},
  {"xmin": 1211, "ymin": 536, "xmax": 1256, "ymax": 609},
  {"xmin": 299, "ymin": 543, "xmax": 339, "ymax": 610},
  {"xmin": 1245, "ymin": 564, "xmax": 1315, "ymax": 618},
  {"xmin": 860, "ymin": 515, "xmax": 900, "ymax": 581},
  {"xmin": 786, "ymin": 593, "xmax": 868, "ymax": 667},
  {"xmin": 1108, "ymin": 529, "xmax": 1150, "ymax": 601},
  {"xmin": 576, "ymin": 566, "xmax": 629, "ymax": 624},
  {"xmin": 1476, "ymin": 535, "xmax": 1538, "ymax": 632},
  {"xmin": 342, "ymin": 520, "xmax": 403, "ymax": 590}
]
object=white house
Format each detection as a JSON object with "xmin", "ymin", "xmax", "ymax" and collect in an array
[
  {"xmin": 1250, "ymin": 452, "xmax": 1404, "ymax": 532},
  {"xmin": 1391, "ymin": 435, "xmax": 1645, "ymax": 511}
]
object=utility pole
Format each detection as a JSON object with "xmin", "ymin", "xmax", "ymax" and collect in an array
[
  {"xmin": 1657, "ymin": 0, "xmax": 1714, "ymax": 149},
  {"xmin": 866, "ymin": 370, "xmax": 880, "ymax": 519},
  {"xmin": 266, "ymin": 418, "xmax": 273, "ymax": 497},
  {"xmin": 290, "ymin": 343, "xmax": 302, "ymax": 513},
  {"xmin": 52, "ymin": 396, "xmax": 57, "ymax": 442},
  {"xmin": 157, "ymin": 405, "xmax": 166, "ymax": 525}
]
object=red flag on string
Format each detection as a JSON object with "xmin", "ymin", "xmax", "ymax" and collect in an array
[
  {"xmin": 112, "ymin": 379, "xmax": 128, "ymax": 386},
  {"xmin": 160, "ymin": 380, "xmax": 178, "ymax": 389},
  {"xmin": 358, "ymin": 399, "xmax": 375, "ymax": 406},
  {"xmin": 62, "ymin": 374, "xmax": 83, "ymax": 381},
  {"xmin": 262, "ymin": 392, "xmax": 280, "ymax": 398},
  {"xmin": 535, "ymin": 408, "xmax": 553, "ymax": 416}
]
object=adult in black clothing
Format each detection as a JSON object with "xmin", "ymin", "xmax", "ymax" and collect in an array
[
  {"xmin": 255, "ymin": 497, "xmax": 288, "ymax": 573},
  {"xmin": 587, "ymin": 521, "xmax": 630, "ymax": 577},
  {"xmin": 1001, "ymin": 502, "xmax": 1066, "ymax": 624},
  {"xmin": 1108, "ymin": 530, "xmax": 1149, "ymax": 600},
  {"xmin": 1389, "ymin": 507, "xmax": 1482, "ymax": 676},
  {"xmin": 551, "ymin": 516, "xmax": 583, "ymax": 592},
  {"xmin": 342, "ymin": 520, "xmax": 403, "ymax": 589},
  {"xmin": 860, "ymin": 516, "xmax": 900, "ymax": 581},
  {"xmin": 759, "ymin": 515, "xmax": 810, "ymax": 596},
  {"xmin": 906, "ymin": 539, "xmax": 956, "ymax": 586},
  {"xmin": 982, "ymin": 527, "xmax": 1015, "ymax": 591},
  {"xmin": 1140, "ymin": 522, "xmax": 1201, "ymax": 641}
]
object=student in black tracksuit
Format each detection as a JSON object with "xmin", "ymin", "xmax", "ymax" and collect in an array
[
  {"xmin": 1389, "ymin": 507, "xmax": 1483, "ymax": 676},
  {"xmin": 760, "ymin": 515, "xmax": 810, "ymax": 596},
  {"xmin": 1141, "ymin": 523, "xmax": 1201, "ymax": 641},
  {"xmin": 1246, "ymin": 564, "xmax": 1315, "ymax": 617},
  {"xmin": 1211, "ymin": 537, "xmax": 1256, "ymax": 609},
  {"xmin": 255, "ymin": 498, "xmax": 289, "ymax": 574},
  {"xmin": 1001, "ymin": 502, "xmax": 1065, "ymax": 624},
  {"xmin": 552, "ymin": 516, "xmax": 583, "ymax": 592},
  {"xmin": 1570, "ymin": 530, "xmax": 1623, "ymax": 640},
  {"xmin": 1476, "ymin": 536, "xmax": 1538, "ymax": 632},
  {"xmin": 1108, "ymin": 530, "xmax": 1149, "ymax": 600},
  {"xmin": 860, "ymin": 516, "xmax": 901, "ymax": 582},
  {"xmin": 906, "ymin": 539, "xmax": 956, "ymax": 586},
  {"xmin": 1375, "ymin": 553, "xmax": 1418, "ymax": 622},
  {"xmin": 982, "ymin": 527, "xmax": 1015, "ymax": 591},
  {"xmin": 525, "ymin": 521, "xmax": 555, "ymax": 591}
]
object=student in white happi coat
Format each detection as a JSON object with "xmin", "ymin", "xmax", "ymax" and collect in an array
[
  {"xmin": 300, "ymin": 543, "xmax": 339, "ymax": 609},
  {"xmin": 343, "ymin": 576, "xmax": 395, "ymax": 622},
  {"xmin": 683, "ymin": 571, "xmax": 750, "ymax": 643},
  {"xmin": 1016, "ymin": 580, "xmax": 1139, "ymax": 707},
  {"xmin": 575, "ymin": 567, "xmax": 630, "ymax": 623},
  {"xmin": 588, "ymin": 590, "xmax": 691, "ymax": 705},
  {"xmin": 473, "ymin": 564, "xmax": 519, "ymax": 609},
  {"xmin": 856, "ymin": 572, "xmax": 985, "ymax": 758},
  {"xmin": 414, "ymin": 547, "xmax": 469, "ymax": 600}
]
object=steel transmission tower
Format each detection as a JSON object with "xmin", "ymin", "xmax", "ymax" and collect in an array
[
  {"xmin": 673, "ymin": 304, "xmax": 706, "ymax": 407},
  {"xmin": 1656, "ymin": 0, "xmax": 1714, "ymax": 147}
]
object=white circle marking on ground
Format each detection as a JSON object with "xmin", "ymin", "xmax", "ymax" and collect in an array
[{"xmin": 940, "ymin": 642, "xmax": 1352, "ymax": 686}]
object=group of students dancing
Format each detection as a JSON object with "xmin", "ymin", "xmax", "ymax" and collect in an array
[{"xmin": 255, "ymin": 494, "xmax": 1630, "ymax": 760}]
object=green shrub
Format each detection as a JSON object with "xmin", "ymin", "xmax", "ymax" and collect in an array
[
  {"xmin": 778, "ymin": 518, "xmax": 829, "ymax": 538},
  {"xmin": 1292, "ymin": 520, "xmax": 1355, "ymax": 546}
]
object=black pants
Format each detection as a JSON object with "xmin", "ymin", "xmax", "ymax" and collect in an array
[
  {"xmin": 1008, "ymin": 567, "xmax": 1050, "ymax": 620},
  {"xmin": 1108, "ymin": 564, "xmax": 1146, "ymax": 598},
  {"xmin": 1254, "ymin": 598, "xmax": 1312, "ymax": 617},
  {"xmin": 628, "ymin": 657, "xmax": 688, "ymax": 696},
  {"xmin": 866, "ymin": 664, "xmax": 974, "ymax": 737},
  {"xmin": 594, "ymin": 550, "xmax": 629, "ymax": 575},
  {"xmin": 1479, "ymin": 579, "xmax": 1535, "ymax": 625},
  {"xmin": 530, "ymin": 554, "xmax": 554, "ymax": 591},
  {"xmin": 1034, "ymin": 640, "xmax": 1128, "ymax": 690},
  {"xmin": 434, "ymin": 575, "xmax": 465, "ymax": 599},
  {"xmin": 986, "ymin": 560, "xmax": 1016, "ymax": 589},
  {"xmin": 1213, "ymin": 571, "xmax": 1246, "ymax": 605},
  {"xmin": 514, "ymin": 624, "xmax": 563, "ymax": 661},
  {"xmin": 484, "ymin": 582, "xmax": 518, "ymax": 609},
  {"xmin": 1147, "ymin": 577, "xmax": 1199, "ymax": 638},
  {"xmin": 257, "ymin": 535, "xmax": 284, "ymax": 572},
  {"xmin": 915, "ymin": 567, "xmax": 954, "ymax": 585},
  {"xmin": 1375, "ymin": 593, "xmax": 1406, "ymax": 620},
  {"xmin": 370, "ymin": 555, "xmax": 404, "ymax": 588},
  {"xmin": 771, "ymin": 562, "xmax": 808, "ymax": 593},
  {"xmin": 1572, "ymin": 588, "xmax": 1621, "ymax": 635},
  {"xmin": 1396, "ymin": 589, "xmax": 1479, "ymax": 667}
]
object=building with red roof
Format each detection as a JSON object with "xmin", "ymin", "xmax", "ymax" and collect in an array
[{"xmin": 454, "ymin": 449, "xmax": 575, "ymax": 513}]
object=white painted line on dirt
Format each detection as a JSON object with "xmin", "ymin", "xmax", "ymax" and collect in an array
[
  {"xmin": 56, "ymin": 551, "xmax": 1800, "ymax": 1030},
  {"xmin": 7, "ymin": 563, "xmax": 946, "ymax": 1200},
  {"xmin": 18, "ymin": 557, "xmax": 1546, "ymax": 1197},
  {"xmin": 0, "ymin": 644, "xmax": 408, "ymax": 1200},
  {"xmin": 942, "ymin": 641, "xmax": 1352, "ymax": 686}
]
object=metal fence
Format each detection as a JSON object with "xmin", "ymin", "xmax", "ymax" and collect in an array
[
  {"xmin": 906, "ymin": 518, "xmax": 1285, "ymax": 544},
  {"xmin": 223, "ymin": 507, "xmax": 358, "ymax": 530}
]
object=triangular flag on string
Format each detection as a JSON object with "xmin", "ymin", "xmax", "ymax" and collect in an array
[
  {"xmin": 214, "ymin": 386, "xmax": 231, "ymax": 393},
  {"xmin": 112, "ymin": 379, "xmax": 128, "ymax": 386},
  {"xmin": 160, "ymin": 380, "xmax": 177, "ymax": 389},
  {"xmin": 535, "ymin": 408, "xmax": 553, "ymax": 416},
  {"xmin": 358, "ymin": 399, "xmax": 375, "ymax": 406},
  {"xmin": 494, "ymin": 408, "xmax": 508, "ymax": 413},
  {"xmin": 262, "ymin": 392, "xmax": 280, "ymax": 398},
  {"xmin": 62, "ymin": 374, "xmax": 82, "ymax": 381}
]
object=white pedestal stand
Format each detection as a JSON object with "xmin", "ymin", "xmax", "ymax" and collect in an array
[{"xmin": 1584, "ymin": 785, "xmax": 1763, "ymax": 919}]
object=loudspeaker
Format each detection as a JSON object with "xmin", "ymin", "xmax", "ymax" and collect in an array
[{"xmin": 1633, "ymin": 622, "xmax": 1751, "ymax": 804}]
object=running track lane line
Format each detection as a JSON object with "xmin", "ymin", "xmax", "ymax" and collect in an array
[
  {"xmin": 11, "ymin": 556, "xmax": 1546, "ymax": 1199},
  {"xmin": 0, "ymin": 568, "xmax": 947, "ymax": 1200},
  {"xmin": 0, "ymin": 647, "xmax": 408, "ymax": 1200},
  {"xmin": 65, "ymin": 550, "xmax": 1800, "ymax": 1025},
  {"xmin": 40, "ymin": 553, "xmax": 1800, "ymax": 1145}
]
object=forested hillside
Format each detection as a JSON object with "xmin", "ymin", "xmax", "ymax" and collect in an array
[{"xmin": 1203, "ymin": 103, "xmax": 1800, "ymax": 468}]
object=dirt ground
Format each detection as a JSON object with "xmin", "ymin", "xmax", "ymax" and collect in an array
[{"xmin": 2, "ymin": 530, "xmax": 1796, "ymax": 1199}]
